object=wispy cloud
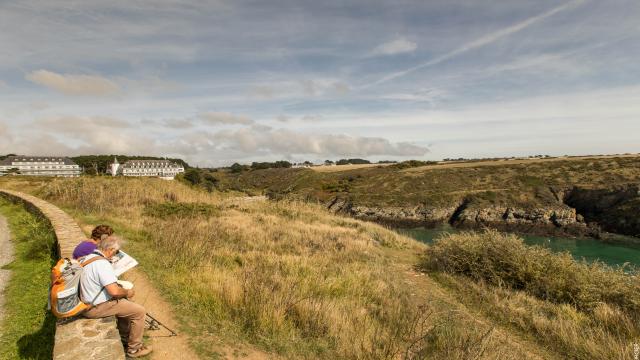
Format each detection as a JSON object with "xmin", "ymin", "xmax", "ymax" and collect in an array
[
  {"xmin": 26, "ymin": 70, "xmax": 121, "ymax": 96},
  {"xmin": 365, "ymin": 0, "xmax": 586, "ymax": 87},
  {"xmin": 211, "ymin": 126, "xmax": 429, "ymax": 157},
  {"xmin": 371, "ymin": 37, "xmax": 417, "ymax": 56},
  {"xmin": 199, "ymin": 112, "xmax": 254, "ymax": 125}
]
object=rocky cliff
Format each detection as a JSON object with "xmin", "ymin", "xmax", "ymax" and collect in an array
[
  {"xmin": 565, "ymin": 184, "xmax": 640, "ymax": 238},
  {"xmin": 326, "ymin": 183, "xmax": 640, "ymax": 239}
]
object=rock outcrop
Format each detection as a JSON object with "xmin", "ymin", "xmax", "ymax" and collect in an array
[
  {"xmin": 325, "ymin": 195, "xmax": 598, "ymax": 237},
  {"xmin": 565, "ymin": 184, "xmax": 640, "ymax": 237}
]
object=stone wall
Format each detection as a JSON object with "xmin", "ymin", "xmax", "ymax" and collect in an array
[{"xmin": 0, "ymin": 189, "xmax": 125, "ymax": 359}]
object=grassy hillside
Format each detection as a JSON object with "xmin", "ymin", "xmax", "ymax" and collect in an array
[
  {"xmin": 215, "ymin": 156, "xmax": 640, "ymax": 209},
  {"xmin": 0, "ymin": 176, "xmax": 637, "ymax": 359}
]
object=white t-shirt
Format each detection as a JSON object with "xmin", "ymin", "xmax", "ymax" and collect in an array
[{"xmin": 80, "ymin": 252, "xmax": 117, "ymax": 306}]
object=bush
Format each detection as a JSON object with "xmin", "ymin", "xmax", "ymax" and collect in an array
[
  {"xmin": 422, "ymin": 230, "xmax": 640, "ymax": 314},
  {"xmin": 230, "ymin": 163, "xmax": 250, "ymax": 173}
]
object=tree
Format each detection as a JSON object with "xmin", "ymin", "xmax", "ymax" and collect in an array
[
  {"xmin": 183, "ymin": 168, "xmax": 203, "ymax": 185},
  {"xmin": 230, "ymin": 163, "xmax": 249, "ymax": 173},
  {"xmin": 324, "ymin": 160, "xmax": 334, "ymax": 166}
]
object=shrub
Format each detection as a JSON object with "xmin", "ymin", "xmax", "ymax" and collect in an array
[{"xmin": 422, "ymin": 230, "xmax": 640, "ymax": 315}]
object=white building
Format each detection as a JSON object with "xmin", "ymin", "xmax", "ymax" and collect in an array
[
  {"xmin": 0, "ymin": 156, "xmax": 81, "ymax": 177},
  {"xmin": 108, "ymin": 158, "xmax": 185, "ymax": 180}
]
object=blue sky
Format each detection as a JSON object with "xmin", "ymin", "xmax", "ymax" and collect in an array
[{"xmin": 0, "ymin": 0, "xmax": 639, "ymax": 166}]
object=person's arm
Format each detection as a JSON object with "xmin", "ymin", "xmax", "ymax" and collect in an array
[
  {"xmin": 96, "ymin": 260, "xmax": 135, "ymax": 299},
  {"xmin": 105, "ymin": 283, "xmax": 134, "ymax": 299}
]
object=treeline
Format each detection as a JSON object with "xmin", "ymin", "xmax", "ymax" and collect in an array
[
  {"xmin": 228, "ymin": 161, "xmax": 292, "ymax": 173},
  {"xmin": 336, "ymin": 158, "xmax": 370, "ymax": 165},
  {"xmin": 392, "ymin": 160, "xmax": 439, "ymax": 169},
  {"xmin": 71, "ymin": 155, "xmax": 190, "ymax": 175}
]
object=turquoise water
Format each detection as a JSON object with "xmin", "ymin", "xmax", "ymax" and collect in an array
[{"xmin": 399, "ymin": 225, "xmax": 640, "ymax": 268}]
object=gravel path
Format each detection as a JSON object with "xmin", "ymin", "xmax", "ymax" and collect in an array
[{"xmin": 0, "ymin": 214, "xmax": 15, "ymax": 328}]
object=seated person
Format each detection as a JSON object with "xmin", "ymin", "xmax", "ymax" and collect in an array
[
  {"xmin": 80, "ymin": 235, "xmax": 152, "ymax": 358},
  {"xmin": 72, "ymin": 224, "xmax": 113, "ymax": 260}
]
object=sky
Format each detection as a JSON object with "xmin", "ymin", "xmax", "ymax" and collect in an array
[{"xmin": 0, "ymin": 0, "xmax": 639, "ymax": 167}]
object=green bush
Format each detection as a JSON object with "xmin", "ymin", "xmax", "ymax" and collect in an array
[{"xmin": 422, "ymin": 230, "xmax": 640, "ymax": 314}]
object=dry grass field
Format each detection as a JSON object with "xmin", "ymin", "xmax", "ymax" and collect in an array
[{"xmin": 1, "ymin": 176, "xmax": 637, "ymax": 359}]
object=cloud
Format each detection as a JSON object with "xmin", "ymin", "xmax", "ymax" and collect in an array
[
  {"xmin": 35, "ymin": 116, "xmax": 132, "ymax": 133},
  {"xmin": 211, "ymin": 126, "xmax": 429, "ymax": 157},
  {"xmin": 199, "ymin": 112, "xmax": 254, "ymax": 125},
  {"xmin": 250, "ymin": 85, "xmax": 278, "ymax": 99},
  {"xmin": 381, "ymin": 87, "xmax": 448, "ymax": 103},
  {"xmin": 276, "ymin": 115, "xmax": 290, "ymax": 123},
  {"xmin": 366, "ymin": 0, "xmax": 585, "ymax": 87},
  {"xmin": 371, "ymin": 37, "xmax": 417, "ymax": 56},
  {"xmin": 26, "ymin": 70, "xmax": 121, "ymax": 96},
  {"xmin": 300, "ymin": 79, "xmax": 351, "ymax": 97},
  {"xmin": 162, "ymin": 118, "xmax": 195, "ymax": 129}
]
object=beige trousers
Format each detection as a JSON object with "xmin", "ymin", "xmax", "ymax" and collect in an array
[{"xmin": 83, "ymin": 298, "xmax": 146, "ymax": 351}]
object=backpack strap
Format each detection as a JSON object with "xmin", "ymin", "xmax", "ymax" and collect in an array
[
  {"xmin": 79, "ymin": 255, "xmax": 110, "ymax": 307},
  {"xmin": 80, "ymin": 256, "xmax": 107, "ymax": 267}
]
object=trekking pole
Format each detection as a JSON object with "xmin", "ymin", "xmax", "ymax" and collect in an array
[{"xmin": 145, "ymin": 313, "xmax": 178, "ymax": 336}]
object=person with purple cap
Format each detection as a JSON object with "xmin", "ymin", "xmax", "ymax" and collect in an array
[{"xmin": 72, "ymin": 224, "xmax": 114, "ymax": 260}]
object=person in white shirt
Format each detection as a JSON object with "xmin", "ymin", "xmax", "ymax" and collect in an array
[{"xmin": 80, "ymin": 235, "xmax": 152, "ymax": 358}]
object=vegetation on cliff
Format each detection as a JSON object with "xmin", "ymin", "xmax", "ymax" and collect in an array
[{"xmin": 214, "ymin": 156, "xmax": 640, "ymax": 237}]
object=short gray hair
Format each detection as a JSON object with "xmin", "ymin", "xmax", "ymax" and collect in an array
[{"xmin": 98, "ymin": 235, "xmax": 122, "ymax": 252}]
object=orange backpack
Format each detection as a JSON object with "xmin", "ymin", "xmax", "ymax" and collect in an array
[{"xmin": 49, "ymin": 256, "xmax": 106, "ymax": 318}]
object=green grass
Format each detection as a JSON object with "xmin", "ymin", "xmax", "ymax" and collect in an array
[{"xmin": 0, "ymin": 199, "xmax": 57, "ymax": 360}]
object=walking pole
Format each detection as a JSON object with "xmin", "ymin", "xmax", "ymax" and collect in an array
[{"xmin": 145, "ymin": 313, "xmax": 178, "ymax": 336}]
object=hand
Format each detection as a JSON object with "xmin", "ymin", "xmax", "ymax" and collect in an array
[{"xmin": 126, "ymin": 289, "xmax": 136, "ymax": 299}]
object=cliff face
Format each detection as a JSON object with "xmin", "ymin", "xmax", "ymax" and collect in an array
[
  {"xmin": 565, "ymin": 184, "xmax": 640, "ymax": 237},
  {"xmin": 326, "ymin": 184, "xmax": 639, "ymax": 238}
]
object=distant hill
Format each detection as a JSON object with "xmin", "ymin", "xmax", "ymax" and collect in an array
[
  {"xmin": 215, "ymin": 155, "xmax": 640, "ymax": 239},
  {"xmin": 71, "ymin": 155, "xmax": 190, "ymax": 175}
]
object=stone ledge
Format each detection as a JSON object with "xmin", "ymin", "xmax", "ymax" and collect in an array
[{"xmin": 0, "ymin": 189, "xmax": 125, "ymax": 360}]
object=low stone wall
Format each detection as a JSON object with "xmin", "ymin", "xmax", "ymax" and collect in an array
[{"xmin": 0, "ymin": 189, "xmax": 125, "ymax": 359}]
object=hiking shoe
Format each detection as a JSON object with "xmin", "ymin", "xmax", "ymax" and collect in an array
[{"xmin": 127, "ymin": 345, "xmax": 152, "ymax": 358}]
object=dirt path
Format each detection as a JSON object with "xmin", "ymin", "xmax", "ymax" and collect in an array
[
  {"xmin": 121, "ymin": 268, "xmax": 200, "ymax": 360},
  {"xmin": 0, "ymin": 215, "xmax": 14, "ymax": 332},
  {"xmin": 77, "ymin": 223, "xmax": 271, "ymax": 360}
]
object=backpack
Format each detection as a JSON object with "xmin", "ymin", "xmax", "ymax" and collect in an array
[{"xmin": 49, "ymin": 256, "xmax": 106, "ymax": 318}]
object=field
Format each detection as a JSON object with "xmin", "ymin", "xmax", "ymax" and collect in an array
[
  {"xmin": 0, "ymin": 176, "xmax": 638, "ymax": 359},
  {"xmin": 218, "ymin": 155, "xmax": 640, "ymax": 210}
]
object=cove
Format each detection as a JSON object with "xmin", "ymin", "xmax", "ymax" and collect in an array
[{"xmin": 399, "ymin": 224, "xmax": 640, "ymax": 268}]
